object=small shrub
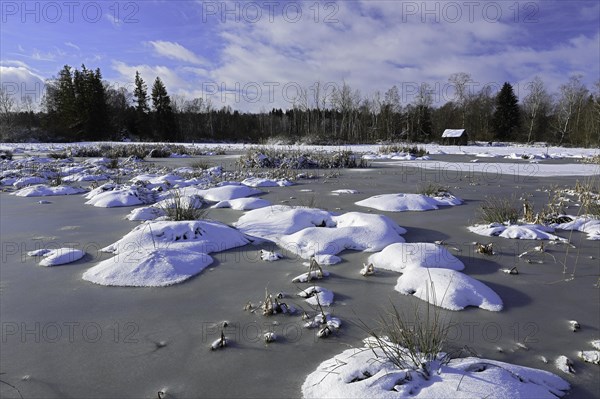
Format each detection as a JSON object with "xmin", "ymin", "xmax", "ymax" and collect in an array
[
  {"xmin": 160, "ymin": 191, "xmax": 207, "ymax": 221},
  {"xmin": 478, "ymin": 197, "xmax": 520, "ymax": 224},
  {"xmin": 379, "ymin": 144, "xmax": 428, "ymax": 157},
  {"xmin": 107, "ymin": 157, "xmax": 119, "ymax": 169},
  {"xmin": 49, "ymin": 152, "xmax": 69, "ymax": 159},
  {"xmin": 356, "ymin": 281, "xmax": 451, "ymax": 378},
  {"xmin": 238, "ymin": 148, "xmax": 368, "ymax": 169},
  {"xmin": 190, "ymin": 160, "xmax": 212, "ymax": 170},
  {"xmin": 0, "ymin": 150, "xmax": 13, "ymax": 160},
  {"xmin": 418, "ymin": 182, "xmax": 449, "ymax": 197}
]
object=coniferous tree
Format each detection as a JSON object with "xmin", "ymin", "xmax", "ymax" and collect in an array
[
  {"xmin": 133, "ymin": 71, "xmax": 150, "ymax": 138},
  {"xmin": 151, "ymin": 77, "xmax": 176, "ymax": 140},
  {"xmin": 492, "ymin": 82, "xmax": 520, "ymax": 140}
]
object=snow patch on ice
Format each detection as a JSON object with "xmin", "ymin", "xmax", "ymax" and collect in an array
[
  {"xmin": 368, "ymin": 243, "xmax": 465, "ymax": 272},
  {"xmin": 33, "ymin": 248, "xmax": 85, "ymax": 266},
  {"xmin": 83, "ymin": 248, "xmax": 213, "ymax": 287},
  {"xmin": 212, "ymin": 197, "xmax": 271, "ymax": 210},
  {"xmin": 356, "ymin": 193, "xmax": 462, "ymax": 212},
  {"xmin": 13, "ymin": 184, "xmax": 86, "ymax": 197},
  {"xmin": 468, "ymin": 223, "xmax": 567, "ymax": 241},
  {"xmin": 395, "ymin": 268, "xmax": 503, "ymax": 311}
]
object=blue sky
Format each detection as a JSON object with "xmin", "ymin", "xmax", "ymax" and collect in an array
[{"xmin": 1, "ymin": 0, "xmax": 599, "ymax": 111}]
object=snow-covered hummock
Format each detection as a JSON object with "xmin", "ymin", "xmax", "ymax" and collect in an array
[
  {"xmin": 126, "ymin": 206, "xmax": 166, "ymax": 221},
  {"xmin": 13, "ymin": 176, "xmax": 48, "ymax": 188},
  {"xmin": 241, "ymin": 177, "xmax": 294, "ymax": 187},
  {"xmin": 236, "ymin": 206, "xmax": 406, "ymax": 260},
  {"xmin": 468, "ymin": 223, "xmax": 567, "ymax": 241},
  {"xmin": 212, "ymin": 198, "xmax": 271, "ymax": 210},
  {"xmin": 61, "ymin": 172, "xmax": 109, "ymax": 182},
  {"xmin": 368, "ymin": 243, "xmax": 465, "ymax": 272},
  {"xmin": 181, "ymin": 185, "xmax": 262, "ymax": 202},
  {"xmin": 235, "ymin": 205, "xmax": 335, "ymax": 240},
  {"xmin": 13, "ymin": 184, "xmax": 86, "ymax": 197},
  {"xmin": 395, "ymin": 268, "xmax": 503, "ymax": 311},
  {"xmin": 154, "ymin": 194, "xmax": 204, "ymax": 209},
  {"xmin": 298, "ymin": 286, "xmax": 334, "ymax": 306},
  {"xmin": 84, "ymin": 220, "xmax": 250, "ymax": 287},
  {"xmin": 30, "ymin": 248, "xmax": 85, "ymax": 266},
  {"xmin": 356, "ymin": 193, "xmax": 462, "ymax": 212},
  {"xmin": 102, "ymin": 220, "xmax": 250, "ymax": 254},
  {"xmin": 85, "ymin": 183, "xmax": 156, "ymax": 208},
  {"xmin": 280, "ymin": 212, "xmax": 407, "ymax": 260},
  {"xmin": 553, "ymin": 217, "xmax": 600, "ymax": 240},
  {"xmin": 82, "ymin": 248, "xmax": 213, "ymax": 287},
  {"xmin": 302, "ymin": 339, "xmax": 570, "ymax": 399}
]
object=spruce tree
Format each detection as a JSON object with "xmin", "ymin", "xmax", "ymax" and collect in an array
[
  {"xmin": 492, "ymin": 82, "xmax": 520, "ymax": 140},
  {"xmin": 133, "ymin": 71, "xmax": 150, "ymax": 138},
  {"xmin": 151, "ymin": 77, "xmax": 175, "ymax": 140}
]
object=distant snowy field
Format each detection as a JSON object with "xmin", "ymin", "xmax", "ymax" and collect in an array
[
  {"xmin": 3, "ymin": 141, "xmax": 597, "ymax": 177},
  {"xmin": 1, "ymin": 141, "xmax": 598, "ymax": 159}
]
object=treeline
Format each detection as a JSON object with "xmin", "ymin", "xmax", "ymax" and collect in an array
[{"xmin": 1, "ymin": 65, "xmax": 599, "ymax": 146}]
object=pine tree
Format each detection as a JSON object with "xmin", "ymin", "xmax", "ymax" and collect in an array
[
  {"xmin": 133, "ymin": 71, "xmax": 150, "ymax": 138},
  {"xmin": 133, "ymin": 71, "xmax": 149, "ymax": 113},
  {"xmin": 151, "ymin": 77, "xmax": 175, "ymax": 140},
  {"xmin": 492, "ymin": 82, "xmax": 520, "ymax": 140}
]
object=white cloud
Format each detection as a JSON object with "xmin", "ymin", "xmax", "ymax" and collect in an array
[
  {"xmin": 111, "ymin": 60, "xmax": 186, "ymax": 93},
  {"xmin": 201, "ymin": 1, "xmax": 599, "ymax": 111},
  {"xmin": 65, "ymin": 42, "xmax": 81, "ymax": 51},
  {"xmin": 0, "ymin": 66, "xmax": 46, "ymax": 105},
  {"xmin": 147, "ymin": 41, "xmax": 206, "ymax": 65}
]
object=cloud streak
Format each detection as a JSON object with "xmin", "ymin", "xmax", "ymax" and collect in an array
[{"xmin": 147, "ymin": 40, "xmax": 206, "ymax": 65}]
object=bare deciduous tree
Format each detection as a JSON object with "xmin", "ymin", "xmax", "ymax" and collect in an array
[
  {"xmin": 448, "ymin": 72, "xmax": 473, "ymax": 128},
  {"xmin": 523, "ymin": 76, "xmax": 552, "ymax": 143},
  {"xmin": 553, "ymin": 75, "xmax": 588, "ymax": 145}
]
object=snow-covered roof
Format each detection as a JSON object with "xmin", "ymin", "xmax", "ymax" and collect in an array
[{"xmin": 442, "ymin": 129, "xmax": 466, "ymax": 138}]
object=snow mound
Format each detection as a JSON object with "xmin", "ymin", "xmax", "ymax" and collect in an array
[
  {"xmin": 82, "ymin": 248, "xmax": 213, "ymax": 287},
  {"xmin": 298, "ymin": 286, "xmax": 334, "ymax": 306},
  {"xmin": 280, "ymin": 212, "xmax": 406, "ymax": 259},
  {"xmin": 33, "ymin": 248, "xmax": 85, "ymax": 267},
  {"xmin": 182, "ymin": 185, "xmax": 262, "ymax": 202},
  {"xmin": 212, "ymin": 198, "xmax": 272, "ymax": 210},
  {"xmin": 553, "ymin": 217, "xmax": 600, "ymax": 240},
  {"xmin": 13, "ymin": 184, "xmax": 86, "ymax": 197},
  {"xmin": 368, "ymin": 243, "xmax": 465, "ymax": 272},
  {"xmin": 13, "ymin": 176, "xmax": 48, "ymax": 188},
  {"xmin": 241, "ymin": 177, "xmax": 294, "ymax": 187},
  {"xmin": 85, "ymin": 183, "xmax": 156, "ymax": 208},
  {"xmin": 395, "ymin": 268, "xmax": 503, "ymax": 311},
  {"xmin": 86, "ymin": 220, "xmax": 249, "ymax": 287},
  {"xmin": 235, "ymin": 205, "xmax": 335, "ymax": 240},
  {"xmin": 62, "ymin": 172, "xmax": 109, "ymax": 182},
  {"xmin": 302, "ymin": 341, "xmax": 570, "ymax": 398},
  {"xmin": 126, "ymin": 206, "xmax": 166, "ymax": 221},
  {"xmin": 356, "ymin": 193, "xmax": 462, "ymax": 212},
  {"xmin": 468, "ymin": 223, "xmax": 566, "ymax": 241},
  {"xmin": 102, "ymin": 220, "xmax": 250, "ymax": 254}
]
